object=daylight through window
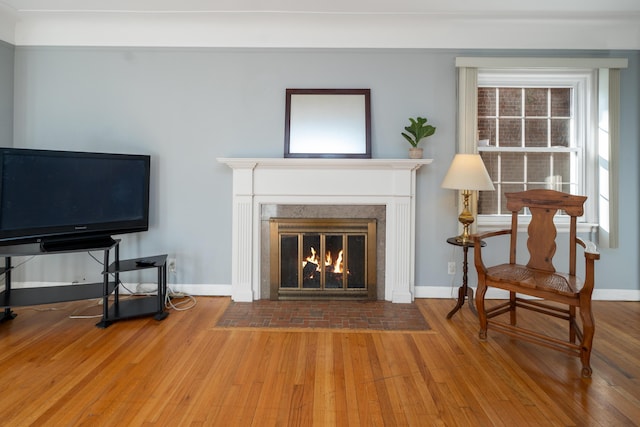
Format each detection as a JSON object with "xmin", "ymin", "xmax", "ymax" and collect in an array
[
  {"xmin": 455, "ymin": 57, "xmax": 627, "ymax": 247},
  {"xmin": 477, "ymin": 84, "xmax": 580, "ymax": 215}
]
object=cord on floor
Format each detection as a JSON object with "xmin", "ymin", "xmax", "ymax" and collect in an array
[{"xmin": 165, "ymin": 284, "xmax": 197, "ymax": 311}]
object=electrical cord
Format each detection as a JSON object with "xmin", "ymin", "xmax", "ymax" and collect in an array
[
  {"xmin": 164, "ymin": 283, "xmax": 197, "ymax": 311},
  {"xmin": 166, "ymin": 294, "xmax": 197, "ymax": 311},
  {"xmin": 89, "ymin": 249, "xmax": 197, "ymax": 312},
  {"xmin": 5, "ymin": 255, "xmax": 36, "ymax": 271},
  {"xmin": 24, "ymin": 304, "xmax": 71, "ymax": 312},
  {"xmin": 68, "ymin": 299, "xmax": 103, "ymax": 319}
]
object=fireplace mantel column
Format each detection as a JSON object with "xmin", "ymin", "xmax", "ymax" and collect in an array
[
  {"xmin": 387, "ymin": 198, "xmax": 413, "ymax": 302},
  {"xmin": 229, "ymin": 160, "xmax": 258, "ymax": 302}
]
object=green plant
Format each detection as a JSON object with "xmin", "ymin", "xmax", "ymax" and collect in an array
[{"xmin": 402, "ymin": 117, "xmax": 436, "ymax": 147}]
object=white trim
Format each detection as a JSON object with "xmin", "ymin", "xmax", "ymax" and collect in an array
[
  {"xmin": 168, "ymin": 283, "xmax": 232, "ymax": 296},
  {"xmin": 456, "ymin": 57, "xmax": 629, "ymax": 69},
  {"xmin": 217, "ymin": 157, "xmax": 432, "ymax": 171},
  {"xmin": 414, "ymin": 285, "xmax": 640, "ymax": 301},
  {"xmin": 477, "ymin": 216, "xmax": 598, "ymax": 235},
  {"xmin": 218, "ymin": 158, "xmax": 432, "ymax": 303},
  {"xmin": 7, "ymin": 281, "xmax": 231, "ymax": 298},
  {"xmin": 478, "ymin": 147, "xmax": 580, "ymax": 153},
  {"xmin": 14, "ymin": 282, "xmax": 637, "ymax": 302},
  {"xmin": 4, "ymin": 12, "xmax": 640, "ymax": 49}
]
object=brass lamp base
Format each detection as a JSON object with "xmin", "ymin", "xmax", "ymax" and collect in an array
[{"xmin": 455, "ymin": 190, "xmax": 474, "ymax": 244}]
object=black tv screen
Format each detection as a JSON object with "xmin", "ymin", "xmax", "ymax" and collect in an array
[{"xmin": 0, "ymin": 148, "xmax": 150, "ymax": 250}]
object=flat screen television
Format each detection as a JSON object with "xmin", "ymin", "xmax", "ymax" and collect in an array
[{"xmin": 0, "ymin": 147, "xmax": 150, "ymax": 251}]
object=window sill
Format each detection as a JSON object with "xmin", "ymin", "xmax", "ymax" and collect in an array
[{"xmin": 477, "ymin": 217, "xmax": 598, "ymax": 234}]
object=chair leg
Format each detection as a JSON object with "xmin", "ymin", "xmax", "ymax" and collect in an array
[
  {"xmin": 509, "ymin": 291, "xmax": 517, "ymax": 325},
  {"xmin": 476, "ymin": 278, "xmax": 488, "ymax": 340},
  {"xmin": 569, "ymin": 306, "xmax": 576, "ymax": 343},
  {"xmin": 579, "ymin": 300, "xmax": 595, "ymax": 378}
]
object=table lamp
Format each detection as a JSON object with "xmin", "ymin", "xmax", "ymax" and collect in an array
[{"xmin": 441, "ymin": 154, "xmax": 495, "ymax": 243}]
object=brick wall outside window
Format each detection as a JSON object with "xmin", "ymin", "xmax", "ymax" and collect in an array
[{"xmin": 477, "ymin": 87, "xmax": 573, "ymax": 215}]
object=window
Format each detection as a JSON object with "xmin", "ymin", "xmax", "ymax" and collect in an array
[
  {"xmin": 455, "ymin": 57, "xmax": 628, "ymax": 248},
  {"xmin": 476, "ymin": 70, "xmax": 591, "ymax": 218}
]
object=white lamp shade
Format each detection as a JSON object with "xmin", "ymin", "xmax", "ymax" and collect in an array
[{"xmin": 441, "ymin": 154, "xmax": 495, "ymax": 191}]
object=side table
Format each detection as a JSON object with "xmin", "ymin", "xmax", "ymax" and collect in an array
[
  {"xmin": 97, "ymin": 254, "xmax": 169, "ymax": 328},
  {"xmin": 445, "ymin": 237, "xmax": 485, "ymax": 319}
]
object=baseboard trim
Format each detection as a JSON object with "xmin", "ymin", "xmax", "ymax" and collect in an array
[
  {"xmin": 413, "ymin": 285, "xmax": 640, "ymax": 301},
  {"xmin": 6, "ymin": 282, "xmax": 640, "ymax": 302},
  {"xmin": 161, "ymin": 284, "xmax": 640, "ymax": 301},
  {"xmin": 167, "ymin": 283, "xmax": 232, "ymax": 297}
]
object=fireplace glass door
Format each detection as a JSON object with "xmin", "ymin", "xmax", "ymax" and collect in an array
[{"xmin": 270, "ymin": 218, "xmax": 376, "ymax": 299}]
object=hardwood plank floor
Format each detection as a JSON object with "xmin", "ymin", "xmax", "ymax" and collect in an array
[{"xmin": 0, "ymin": 297, "xmax": 638, "ymax": 426}]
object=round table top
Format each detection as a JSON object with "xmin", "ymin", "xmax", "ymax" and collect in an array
[{"xmin": 446, "ymin": 237, "xmax": 486, "ymax": 248}]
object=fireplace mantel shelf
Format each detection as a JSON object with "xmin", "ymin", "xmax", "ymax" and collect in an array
[
  {"xmin": 218, "ymin": 157, "xmax": 433, "ymax": 304},
  {"xmin": 217, "ymin": 158, "xmax": 433, "ymax": 170}
]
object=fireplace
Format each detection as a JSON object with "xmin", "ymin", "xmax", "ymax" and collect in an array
[
  {"xmin": 270, "ymin": 218, "xmax": 377, "ymax": 300},
  {"xmin": 218, "ymin": 158, "xmax": 432, "ymax": 303},
  {"xmin": 260, "ymin": 204, "xmax": 386, "ymax": 300}
]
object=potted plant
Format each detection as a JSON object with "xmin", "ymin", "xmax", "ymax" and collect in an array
[{"xmin": 402, "ymin": 116, "xmax": 436, "ymax": 158}]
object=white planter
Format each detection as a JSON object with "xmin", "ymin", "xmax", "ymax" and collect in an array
[{"xmin": 408, "ymin": 147, "xmax": 423, "ymax": 159}]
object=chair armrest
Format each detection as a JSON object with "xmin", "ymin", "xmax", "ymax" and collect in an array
[
  {"xmin": 472, "ymin": 229, "xmax": 512, "ymax": 241},
  {"xmin": 470, "ymin": 229, "xmax": 512, "ymax": 275},
  {"xmin": 576, "ymin": 238, "xmax": 599, "ymax": 295},
  {"xmin": 577, "ymin": 237, "xmax": 600, "ymax": 260}
]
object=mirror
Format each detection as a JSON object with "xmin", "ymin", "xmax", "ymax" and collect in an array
[{"xmin": 284, "ymin": 89, "xmax": 371, "ymax": 158}]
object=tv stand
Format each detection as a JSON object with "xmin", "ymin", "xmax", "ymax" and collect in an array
[{"xmin": 0, "ymin": 240, "xmax": 168, "ymax": 327}]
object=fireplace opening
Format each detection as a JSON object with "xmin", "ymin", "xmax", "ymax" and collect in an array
[{"xmin": 270, "ymin": 218, "xmax": 376, "ymax": 300}]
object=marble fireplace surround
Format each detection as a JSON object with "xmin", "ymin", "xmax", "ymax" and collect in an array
[
  {"xmin": 261, "ymin": 205, "xmax": 385, "ymax": 300},
  {"xmin": 218, "ymin": 158, "xmax": 432, "ymax": 303}
]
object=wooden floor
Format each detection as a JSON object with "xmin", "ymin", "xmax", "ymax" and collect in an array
[{"xmin": 0, "ymin": 297, "xmax": 638, "ymax": 426}]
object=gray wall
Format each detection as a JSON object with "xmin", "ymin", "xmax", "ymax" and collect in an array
[
  {"xmin": 0, "ymin": 40, "xmax": 13, "ymax": 147},
  {"xmin": 9, "ymin": 47, "xmax": 640, "ymax": 295}
]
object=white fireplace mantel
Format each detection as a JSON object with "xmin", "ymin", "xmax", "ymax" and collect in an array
[{"xmin": 217, "ymin": 157, "xmax": 432, "ymax": 303}]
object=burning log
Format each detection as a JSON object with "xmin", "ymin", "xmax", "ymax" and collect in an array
[{"xmin": 303, "ymin": 261, "xmax": 318, "ymax": 279}]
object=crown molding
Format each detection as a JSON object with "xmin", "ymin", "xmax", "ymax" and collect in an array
[{"xmin": 1, "ymin": 9, "xmax": 639, "ymax": 49}]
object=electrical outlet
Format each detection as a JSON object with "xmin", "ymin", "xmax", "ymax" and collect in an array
[
  {"xmin": 448, "ymin": 261, "xmax": 456, "ymax": 275},
  {"xmin": 167, "ymin": 258, "xmax": 176, "ymax": 273}
]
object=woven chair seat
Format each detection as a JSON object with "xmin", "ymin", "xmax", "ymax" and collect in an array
[{"xmin": 486, "ymin": 264, "xmax": 581, "ymax": 297}]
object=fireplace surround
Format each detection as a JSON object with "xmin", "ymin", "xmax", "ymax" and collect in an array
[
  {"xmin": 262, "ymin": 204, "xmax": 385, "ymax": 300},
  {"xmin": 218, "ymin": 158, "xmax": 432, "ymax": 303},
  {"xmin": 270, "ymin": 217, "xmax": 377, "ymax": 300}
]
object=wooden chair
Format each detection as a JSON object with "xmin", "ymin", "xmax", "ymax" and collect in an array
[{"xmin": 472, "ymin": 189, "xmax": 600, "ymax": 378}]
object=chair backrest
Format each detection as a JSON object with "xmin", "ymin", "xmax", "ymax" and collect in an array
[{"xmin": 505, "ymin": 189, "xmax": 587, "ymax": 274}]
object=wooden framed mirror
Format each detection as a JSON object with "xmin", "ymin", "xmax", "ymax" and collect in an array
[{"xmin": 284, "ymin": 89, "xmax": 371, "ymax": 158}]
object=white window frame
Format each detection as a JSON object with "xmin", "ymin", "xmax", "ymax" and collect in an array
[
  {"xmin": 476, "ymin": 69, "xmax": 596, "ymax": 228},
  {"xmin": 455, "ymin": 57, "xmax": 628, "ymax": 248}
]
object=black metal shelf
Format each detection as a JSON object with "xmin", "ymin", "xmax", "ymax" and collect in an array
[
  {"xmin": 0, "ymin": 240, "xmax": 169, "ymax": 328},
  {"xmin": 97, "ymin": 253, "xmax": 169, "ymax": 328},
  {"xmin": 106, "ymin": 254, "xmax": 168, "ymax": 274},
  {"xmin": 105, "ymin": 297, "xmax": 169, "ymax": 322},
  {"xmin": 1, "ymin": 281, "xmax": 116, "ymax": 307}
]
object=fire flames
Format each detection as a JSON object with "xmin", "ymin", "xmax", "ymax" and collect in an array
[{"xmin": 303, "ymin": 246, "xmax": 344, "ymax": 274}]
